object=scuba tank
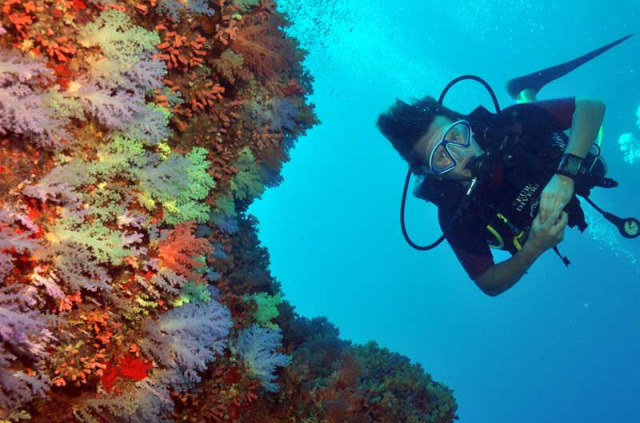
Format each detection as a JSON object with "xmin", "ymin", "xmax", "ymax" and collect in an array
[{"xmin": 400, "ymin": 34, "xmax": 639, "ymax": 265}]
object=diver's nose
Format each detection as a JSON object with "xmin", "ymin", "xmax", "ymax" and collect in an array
[{"xmin": 448, "ymin": 144, "xmax": 469, "ymax": 161}]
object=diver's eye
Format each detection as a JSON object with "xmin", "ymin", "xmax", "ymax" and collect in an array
[
  {"xmin": 432, "ymin": 146, "xmax": 452, "ymax": 167},
  {"xmin": 444, "ymin": 122, "xmax": 471, "ymax": 145},
  {"xmin": 445, "ymin": 131, "xmax": 458, "ymax": 141},
  {"xmin": 446, "ymin": 130, "xmax": 463, "ymax": 144}
]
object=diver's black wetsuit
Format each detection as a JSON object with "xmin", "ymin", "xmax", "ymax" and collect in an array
[{"xmin": 414, "ymin": 98, "xmax": 579, "ymax": 280}]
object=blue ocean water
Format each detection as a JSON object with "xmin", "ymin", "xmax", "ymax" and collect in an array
[{"xmin": 250, "ymin": 1, "xmax": 640, "ymax": 422}]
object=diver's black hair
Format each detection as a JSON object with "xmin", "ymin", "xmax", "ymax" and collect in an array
[{"xmin": 376, "ymin": 96, "xmax": 464, "ymax": 172}]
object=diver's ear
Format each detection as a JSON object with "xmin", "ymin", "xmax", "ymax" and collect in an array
[
  {"xmin": 411, "ymin": 164, "xmax": 429, "ymax": 176},
  {"xmin": 412, "ymin": 166, "xmax": 445, "ymax": 181}
]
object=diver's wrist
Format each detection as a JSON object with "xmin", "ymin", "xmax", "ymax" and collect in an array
[
  {"xmin": 553, "ymin": 173, "xmax": 575, "ymax": 186},
  {"xmin": 521, "ymin": 238, "xmax": 546, "ymax": 257}
]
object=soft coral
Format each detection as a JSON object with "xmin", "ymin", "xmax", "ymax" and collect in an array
[
  {"xmin": 230, "ymin": 14, "xmax": 294, "ymax": 78},
  {"xmin": 157, "ymin": 220, "xmax": 213, "ymax": 284}
]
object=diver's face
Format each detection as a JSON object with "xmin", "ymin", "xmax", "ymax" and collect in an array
[{"xmin": 414, "ymin": 115, "xmax": 484, "ymax": 181}]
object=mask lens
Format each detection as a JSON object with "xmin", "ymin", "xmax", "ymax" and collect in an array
[
  {"xmin": 430, "ymin": 144, "xmax": 454, "ymax": 172},
  {"xmin": 444, "ymin": 122, "xmax": 471, "ymax": 146}
]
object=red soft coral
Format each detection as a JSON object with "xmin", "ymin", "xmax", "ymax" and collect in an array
[
  {"xmin": 116, "ymin": 353, "xmax": 153, "ymax": 380},
  {"xmin": 230, "ymin": 14, "xmax": 294, "ymax": 78},
  {"xmin": 157, "ymin": 220, "xmax": 213, "ymax": 284},
  {"xmin": 101, "ymin": 353, "xmax": 153, "ymax": 392}
]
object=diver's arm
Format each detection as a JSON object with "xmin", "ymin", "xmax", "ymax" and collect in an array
[
  {"xmin": 565, "ymin": 98, "xmax": 606, "ymax": 158},
  {"xmin": 473, "ymin": 243, "xmax": 544, "ymax": 296},
  {"xmin": 474, "ymin": 209, "xmax": 567, "ymax": 296},
  {"xmin": 539, "ymin": 99, "xmax": 605, "ymax": 222}
]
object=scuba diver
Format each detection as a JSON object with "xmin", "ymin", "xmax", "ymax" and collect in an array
[{"xmin": 376, "ymin": 34, "xmax": 639, "ymax": 297}]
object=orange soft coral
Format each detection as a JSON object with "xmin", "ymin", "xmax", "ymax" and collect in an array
[
  {"xmin": 157, "ymin": 220, "xmax": 213, "ymax": 284},
  {"xmin": 189, "ymin": 80, "xmax": 225, "ymax": 112},
  {"xmin": 155, "ymin": 26, "xmax": 209, "ymax": 70},
  {"xmin": 2, "ymin": 0, "xmax": 37, "ymax": 40}
]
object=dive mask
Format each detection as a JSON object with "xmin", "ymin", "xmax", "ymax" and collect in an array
[{"xmin": 428, "ymin": 120, "xmax": 474, "ymax": 175}]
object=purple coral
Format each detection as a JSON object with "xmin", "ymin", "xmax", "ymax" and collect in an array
[
  {"xmin": 73, "ymin": 82, "xmax": 146, "ymax": 130},
  {"xmin": 0, "ymin": 48, "xmax": 70, "ymax": 148},
  {"xmin": 41, "ymin": 243, "xmax": 113, "ymax": 292},
  {"xmin": 90, "ymin": 54, "xmax": 166, "ymax": 93},
  {"xmin": 245, "ymin": 97, "xmax": 299, "ymax": 134},
  {"xmin": 270, "ymin": 98, "xmax": 299, "ymax": 132},
  {"xmin": 139, "ymin": 295, "xmax": 232, "ymax": 384},
  {"xmin": 0, "ymin": 286, "xmax": 54, "ymax": 407},
  {"xmin": 156, "ymin": 0, "xmax": 215, "ymax": 20},
  {"xmin": 211, "ymin": 214, "xmax": 239, "ymax": 234},
  {"xmin": 233, "ymin": 324, "xmax": 292, "ymax": 392}
]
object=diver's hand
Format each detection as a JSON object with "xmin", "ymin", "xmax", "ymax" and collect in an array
[
  {"xmin": 539, "ymin": 174, "xmax": 575, "ymax": 223},
  {"xmin": 526, "ymin": 209, "xmax": 568, "ymax": 253}
]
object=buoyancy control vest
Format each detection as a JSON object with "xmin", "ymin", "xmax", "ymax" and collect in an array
[
  {"xmin": 400, "ymin": 35, "xmax": 639, "ymax": 263},
  {"xmin": 414, "ymin": 102, "xmax": 596, "ymax": 255}
]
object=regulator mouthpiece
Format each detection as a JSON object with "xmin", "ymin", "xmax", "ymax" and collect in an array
[{"xmin": 467, "ymin": 153, "xmax": 496, "ymax": 181}]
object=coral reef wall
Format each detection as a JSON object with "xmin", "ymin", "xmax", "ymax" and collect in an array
[{"xmin": 0, "ymin": 1, "xmax": 457, "ymax": 422}]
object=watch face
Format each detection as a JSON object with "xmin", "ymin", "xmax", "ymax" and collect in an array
[
  {"xmin": 567, "ymin": 160, "xmax": 582, "ymax": 173},
  {"xmin": 559, "ymin": 155, "xmax": 583, "ymax": 176},
  {"xmin": 566, "ymin": 156, "xmax": 583, "ymax": 173},
  {"xmin": 624, "ymin": 220, "xmax": 639, "ymax": 237}
]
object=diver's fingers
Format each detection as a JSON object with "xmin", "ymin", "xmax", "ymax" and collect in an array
[
  {"xmin": 539, "ymin": 204, "xmax": 548, "ymax": 223},
  {"xmin": 533, "ymin": 210, "xmax": 547, "ymax": 229},
  {"xmin": 550, "ymin": 211, "xmax": 569, "ymax": 235},
  {"xmin": 543, "ymin": 209, "xmax": 562, "ymax": 230},
  {"xmin": 539, "ymin": 197, "xmax": 555, "ymax": 223}
]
